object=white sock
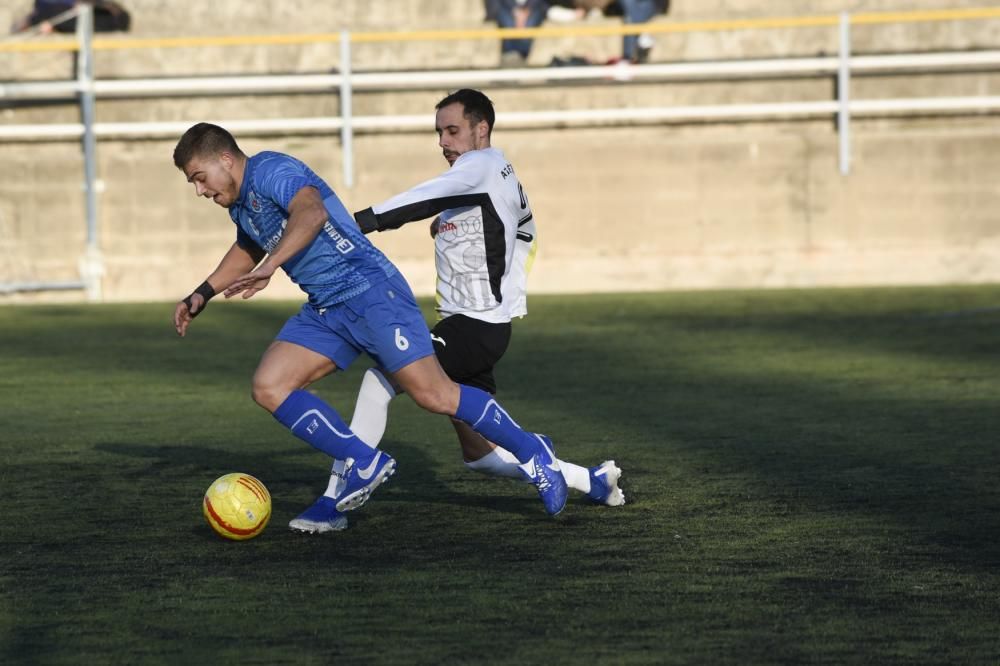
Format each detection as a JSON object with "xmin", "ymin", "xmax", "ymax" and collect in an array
[
  {"xmin": 559, "ymin": 461, "xmax": 591, "ymax": 494},
  {"xmin": 465, "ymin": 447, "xmax": 523, "ymax": 480},
  {"xmin": 322, "ymin": 368, "xmax": 396, "ymax": 500},
  {"xmin": 349, "ymin": 367, "xmax": 397, "ymax": 447},
  {"xmin": 323, "ymin": 458, "xmax": 348, "ymax": 499},
  {"xmin": 465, "ymin": 447, "xmax": 593, "ymax": 494}
]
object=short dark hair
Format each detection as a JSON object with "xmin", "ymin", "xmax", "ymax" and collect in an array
[
  {"xmin": 436, "ymin": 89, "xmax": 496, "ymax": 137},
  {"xmin": 173, "ymin": 123, "xmax": 244, "ymax": 169}
]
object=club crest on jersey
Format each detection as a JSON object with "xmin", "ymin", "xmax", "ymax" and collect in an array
[{"xmin": 248, "ymin": 190, "xmax": 263, "ymax": 213}]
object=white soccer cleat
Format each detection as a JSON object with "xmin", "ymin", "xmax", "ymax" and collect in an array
[{"xmin": 587, "ymin": 460, "xmax": 625, "ymax": 506}]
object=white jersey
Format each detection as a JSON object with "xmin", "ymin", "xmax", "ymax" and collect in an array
[{"xmin": 355, "ymin": 147, "xmax": 537, "ymax": 324}]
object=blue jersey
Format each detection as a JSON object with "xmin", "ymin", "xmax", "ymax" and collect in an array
[{"xmin": 229, "ymin": 151, "xmax": 396, "ymax": 307}]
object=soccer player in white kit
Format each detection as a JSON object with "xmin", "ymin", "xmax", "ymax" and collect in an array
[{"xmin": 290, "ymin": 89, "xmax": 624, "ymax": 534}]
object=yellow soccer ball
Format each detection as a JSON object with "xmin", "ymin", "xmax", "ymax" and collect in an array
[{"xmin": 202, "ymin": 473, "xmax": 271, "ymax": 541}]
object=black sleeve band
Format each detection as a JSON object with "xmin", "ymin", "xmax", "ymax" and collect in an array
[
  {"xmin": 354, "ymin": 207, "xmax": 380, "ymax": 234},
  {"xmin": 183, "ymin": 280, "xmax": 215, "ymax": 318}
]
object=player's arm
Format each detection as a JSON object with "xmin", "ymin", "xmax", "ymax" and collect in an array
[
  {"xmin": 174, "ymin": 240, "xmax": 264, "ymax": 337},
  {"xmin": 354, "ymin": 159, "xmax": 482, "ymax": 234},
  {"xmin": 223, "ymin": 186, "xmax": 328, "ymax": 300}
]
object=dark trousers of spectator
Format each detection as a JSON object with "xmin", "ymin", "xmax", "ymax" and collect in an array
[
  {"xmin": 495, "ymin": 0, "xmax": 550, "ymax": 58},
  {"xmin": 620, "ymin": 0, "xmax": 657, "ymax": 61}
]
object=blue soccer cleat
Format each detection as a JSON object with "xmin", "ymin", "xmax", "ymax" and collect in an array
[
  {"xmin": 335, "ymin": 450, "xmax": 396, "ymax": 512},
  {"xmin": 288, "ymin": 495, "xmax": 349, "ymax": 534},
  {"xmin": 587, "ymin": 460, "xmax": 626, "ymax": 506},
  {"xmin": 519, "ymin": 435, "xmax": 568, "ymax": 516}
]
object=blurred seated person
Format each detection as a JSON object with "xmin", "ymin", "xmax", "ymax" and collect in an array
[
  {"xmin": 486, "ymin": 0, "xmax": 551, "ymax": 67},
  {"xmin": 608, "ymin": 0, "xmax": 669, "ymax": 64},
  {"xmin": 547, "ymin": 0, "xmax": 669, "ymax": 64},
  {"xmin": 11, "ymin": 0, "xmax": 130, "ymax": 34}
]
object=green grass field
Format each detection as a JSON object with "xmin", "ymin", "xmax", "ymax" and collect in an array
[{"xmin": 2, "ymin": 287, "xmax": 999, "ymax": 664}]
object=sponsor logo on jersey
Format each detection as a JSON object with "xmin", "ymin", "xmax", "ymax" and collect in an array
[
  {"xmin": 260, "ymin": 218, "xmax": 288, "ymax": 253},
  {"xmin": 264, "ymin": 231, "xmax": 282, "ymax": 252},
  {"xmin": 323, "ymin": 221, "xmax": 355, "ymax": 255},
  {"xmin": 437, "ymin": 211, "xmax": 482, "ymax": 241}
]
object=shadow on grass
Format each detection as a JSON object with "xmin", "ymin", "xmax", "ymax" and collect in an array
[
  {"xmin": 509, "ymin": 291, "xmax": 1000, "ymax": 570},
  {"xmin": 93, "ymin": 437, "xmax": 539, "ymax": 519}
]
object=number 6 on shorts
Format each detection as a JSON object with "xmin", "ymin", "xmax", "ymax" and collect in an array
[{"xmin": 395, "ymin": 327, "xmax": 410, "ymax": 351}]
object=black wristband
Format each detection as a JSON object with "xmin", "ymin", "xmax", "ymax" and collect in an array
[
  {"xmin": 354, "ymin": 207, "xmax": 379, "ymax": 235},
  {"xmin": 183, "ymin": 280, "xmax": 215, "ymax": 317},
  {"xmin": 194, "ymin": 280, "xmax": 216, "ymax": 301}
]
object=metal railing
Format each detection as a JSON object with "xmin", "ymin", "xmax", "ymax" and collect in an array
[{"xmin": 2, "ymin": 6, "xmax": 1000, "ymax": 297}]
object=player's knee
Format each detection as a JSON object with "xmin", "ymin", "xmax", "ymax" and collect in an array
[
  {"xmin": 408, "ymin": 385, "xmax": 453, "ymax": 415},
  {"xmin": 250, "ymin": 377, "xmax": 288, "ymax": 413}
]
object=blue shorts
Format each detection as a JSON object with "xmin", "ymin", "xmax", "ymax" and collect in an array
[{"xmin": 275, "ymin": 272, "xmax": 435, "ymax": 373}]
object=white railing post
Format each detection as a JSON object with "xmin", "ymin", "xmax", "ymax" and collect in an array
[
  {"xmin": 838, "ymin": 11, "xmax": 851, "ymax": 176},
  {"xmin": 339, "ymin": 30, "xmax": 354, "ymax": 188},
  {"xmin": 77, "ymin": 3, "xmax": 104, "ymax": 300}
]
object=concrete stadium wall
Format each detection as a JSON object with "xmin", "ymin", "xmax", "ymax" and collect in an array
[{"xmin": 1, "ymin": 1, "xmax": 1000, "ymax": 302}]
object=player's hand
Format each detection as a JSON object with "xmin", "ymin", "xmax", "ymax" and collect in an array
[
  {"xmin": 224, "ymin": 264, "xmax": 275, "ymax": 300},
  {"xmin": 430, "ymin": 216, "xmax": 441, "ymax": 238},
  {"xmin": 173, "ymin": 295, "xmax": 205, "ymax": 337}
]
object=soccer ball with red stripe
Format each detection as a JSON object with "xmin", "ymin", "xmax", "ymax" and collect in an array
[{"xmin": 202, "ymin": 473, "xmax": 272, "ymax": 540}]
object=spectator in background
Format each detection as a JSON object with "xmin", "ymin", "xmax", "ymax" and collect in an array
[
  {"xmin": 11, "ymin": 0, "xmax": 130, "ymax": 34},
  {"xmin": 568, "ymin": 0, "xmax": 668, "ymax": 63},
  {"xmin": 486, "ymin": 0, "xmax": 670, "ymax": 67},
  {"xmin": 611, "ymin": 0, "xmax": 668, "ymax": 63},
  {"xmin": 487, "ymin": 0, "xmax": 550, "ymax": 67}
]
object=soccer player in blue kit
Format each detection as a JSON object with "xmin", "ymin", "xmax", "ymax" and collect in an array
[
  {"xmin": 291, "ymin": 89, "xmax": 625, "ymax": 534},
  {"xmin": 171, "ymin": 122, "xmax": 568, "ymax": 517}
]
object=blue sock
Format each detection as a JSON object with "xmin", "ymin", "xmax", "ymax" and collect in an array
[
  {"xmin": 273, "ymin": 390, "xmax": 376, "ymax": 462},
  {"xmin": 454, "ymin": 384, "xmax": 543, "ymax": 464}
]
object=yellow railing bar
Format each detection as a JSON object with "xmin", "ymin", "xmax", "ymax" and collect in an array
[
  {"xmin": 2, "ymin": 6, "xmax": 999, "ymax": 54},
  {"xmin": 851, "ymin": 7, "xmax": 1000, "ymax": 25}
]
